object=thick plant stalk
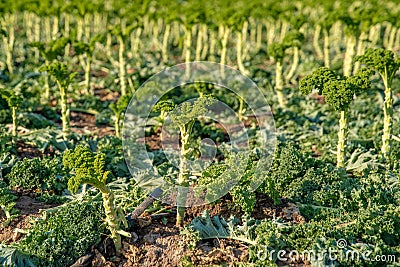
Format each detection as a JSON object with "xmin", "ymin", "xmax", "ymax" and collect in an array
[
  {"xmin": 395, "ymin": 28, "xmax": 400, "ymax": 52},
  {"xmin": 242, "ymin": 20, "xmax": 249, "ymax": 60},
  {"xmin": 64, "ymin": 14, "xmax": 70, "ymax": 57},
  {"xmin": 220, "ymin": 26, "xmax": 230, "ymax": 78},
  {"xmin": 369, "ymin": 24, "xmax": 380, "ymax": 46},
  {"xmin": 383, "ymin": 23, "xmax": 391, "ymax": 48},
  {"xmin": 57, "ymin": 81, "xmax": 70, "ymax": 140},
  {"xmin": 313, "ymin": 24, "xmax": 323, "ymax": 59},
  {"xmin": 250, "ymin": 19, "xmax": 256, "ymax": 46},
  {"xmin": 184, "ymin": 27, "xmax": 192, "ymax": 78},
  {"xmin": 209, "ymin": 31, "xmax": 216, "ymax": 61},
  {"xmin": 236, "ymin": 31, "xmax": 247, "ymax": 74},
  {"xmin": 256, "ymin": 23, "xmax": 263, "ymax": 51},
  {"xmin": 24, "ymin": 12, "xmax": 32, "ymax": 42},
  {"xmin": 133, "ymin": 28, "xmax": 142, "ymax": 60},
  {"xmin": 337, "ymin": 110, "xmax": 348, "ymax": 168},
  {"xmin": 382, "ymin": 81, "xmax": 393, "ymax": 162},
  {"xmin": 84, "ymin": 14, "xmax": 91, "ymax": 42},
  {"xmin": 195, "ymin": 24, "xmax": 203, "ymax": 61},
  {"xmin": 85, "ymin": 55, "xmax": 92, "ymax": 94},
  {"xmin": 162, "ymin": 23, "xmax": 171, "ymax": 63},
  {"xmin": 285, "ymin": 46, "xmax": 299, "ymax": 82},
  {"xmin": 2, "ymin": 14, "xmax": 15, "ymax": 75},
  {"xmin": 323, "ymin": 29, "xmax": 330, "ymax": 68},
  {"xmin": 77, "ymin": 16, "xmax": 84, "ymax": 41},
  {"xmin": 52, "ymin": 16, "xmax": 59, "ymax": 39},
  {"xmin": 332, "ymin": 22, "xmax": 342, "ymax": 55},
  {"xmin": 200, "ymin": 25, "xmax": 209, "ymax": 60},
  {"xmin": 353, "ymin": 31, "xmax": 368, "ymax": 75},
  {"xmin": 279, "ymin": 20, "xmax": 289, "ymax": 42},
  {"xmin": 275, "ymin": 59, "xmax": 286, "ymax": 108},
  {"xmin": 115, "ymin": 114, "xmax": 120, "ymax": 138},
  {"xmin": 387, "ymin": 25, "xmax": 397, "ymax": 51},
  {"xmin": 44, "ymin": 16, "xmax": 51, "ymax": 41},
  {"xmin": 176, "ymin": 122, "xmax": 193, "ymax": 227},
  {"xmin": 101, "ymin": 187, "xmax": 129, "ymax": 255},
  {"xmin": 106, "ymin": 33, "xmax": 117, "ymax": 66},
  {"xmin": 11, "ymin": 106, "xmax": 17, "ymax": 139},
  {"xmin": 266, "ymin": 21, "xmax": 275, "ymax": 45},
  {"xmin": 343, "ymin": 35, "xmax": 356, "ymax": 77},
  {"xmin": 172, "ymin": 21, "xmax": 180, "ymax": 47},
  {"xmin": 117, "ymin": 35, "xmax": 127, "ymax": 96},
  {"xmin": 43, "ymin": 60, "xmax": 51, "ymax": 104}
]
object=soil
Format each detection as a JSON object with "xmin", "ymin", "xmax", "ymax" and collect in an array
[
  {"xmin": 73, "ymin": 195, "xmax": 306, "ymax": 267},
  {"xmin": 16, "ymin": 140, "xmax": 55, "ymax": 159},
  {"xmin": 0, "ymin": 195, "xmax": 59, "ymax": 244},
  {"xmin": 70, "ymin": 111, "xmax": 114, "ymax": 138}
]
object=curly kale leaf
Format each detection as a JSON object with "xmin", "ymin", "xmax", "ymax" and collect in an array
[
  {"xmin": 63, "ymin": 145, "xmax": 110, "ymax": 194},
  {"xmin": 299, "ymin": 67, "xmax": 337, "ymax": 95},
  {"xmin": 6, "ymin": 157, "xmax": 68, "ymax": 193},
  {"xmin": 355, "ymin": 48, "xmax": 400, "ymax": 83},
  {"xmin": 18, "ymin": 198, "xmax": 105, "ymax": 267}
]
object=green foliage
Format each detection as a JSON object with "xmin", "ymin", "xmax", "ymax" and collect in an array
[
  {"xmin": 0, "ymin": 245, "xmax": 36, "ymax": 267},
  {"xmin": 18, "ymin": 198, "xmax": 105, "ymax": 267},
  {"xmin": 0, "ymin": 128, "xmax": 14, "ymax": 155},
  {"xmin": 267, "ymin": 43, "xmax": 286, "ymax": 61},
  {"xmin": 299, "ymin": 67, "xmax": 371, "ymax": 111},
  {"xmin": 0, "ymin": 89, "xmax": 22, "ymax": 109},
  {"xmin": 259, "ymin": 141, "xmax": 309, "ymax": 203},
  {"xmin": 63, "ymin": 145, "xmax": 130, "ymax": 254},
  {"xmin": 96, "ymin": 135, "xmax": 130, "ymax": 178},
  {"xmin": 73, "ymin": 34, "xmax": 104, "ymax": 57},
  {"xmin": 282, "ymin": 30, "xmax": 304, "ymax": 48},
  {"xmin": 63, "ymin": 146, "xmax": 110, "ymax": 193},
  {"xmin": 152, "ymin": 99, "xmax": 176, "ymax": 123},
  {"xmin": 355, "ymin": 48, "xmax": 400, "ymax": 83},
  {"xmin": 169, "ymin": 96, "xmax": 216, "ymax": 127},
  {"xmin": 182, "ymin": 210, "xmax": 259, "ymax": 246},
  {"xmin": 36, "ymin": 192, "xmax": 67, "ymax": 204},
  {"xmin": 299, "ymin": 67, "xmax": 337, "ymax": 95},
  {"xmin": 0, "ymin": 181, "xmax": 18, "ymax": 222},
  {"xmin": 109, "ymin": 94, "xmax": 132, "ymax": 120},
  {"xmin": 39, "ymin": 61, "xmax": 76, "ymax": 89},
  {"xmin": 196, "ymin": 153, "xmax": 259, "ymax": 213},
  {"xmin": 30, "ymin": 37, "xmax": 70, "ymax": 61},
  {"xmin": 19, "ymin": 112, "xmax": 56, "ymax": 129},
  {"xmin": 6, "ymin": 157, "xmax": 68, "ymax": 193}
]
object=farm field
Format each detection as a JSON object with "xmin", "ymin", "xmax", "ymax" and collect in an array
[{"xmin": 0, "ymin": 0, "xmax": 400, "ymax": 266}]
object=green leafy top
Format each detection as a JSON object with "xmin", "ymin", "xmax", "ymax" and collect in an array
[
  {"xmin": 355, "ymin": 48, "xmax": 400, "ymax": 85},
  {"xmin": 267, "ymin": 43, "xmax": 287, "ymax": 62},
  {"xmin": 30, "ymin": 37, "xmax": 70, "ymax": 62},
  {"xmin": 73, "ymin": 34, "xmax": 104, "ymax": 57},
  {"xmin": 283, "ymin": 30, "xmax": 305, "ymax": 48},
  {"xmin": 152, "ymin": 99, "xmax": 176, "ymax": 115},
  {"xmin": 169, "ymin": 96, "xmax": 216, "ymax": 127},
  {"xmin": 39, "ymin": 62, "xmax": 77, "ymax": 89},
  {"xmin": 110, "ymin": 94, "xmax": 132, "ymax": 116},
  {"xmin": 63, "ymin": 146, "xmax": 110, "ymax": 194},
  {"xmin": 299, "ymin": 67, "xmax": 371, "ymax": 111},
  {"xmin": 0, "ymin": 88, "xmax": 22, "ymax": 108},
  {"xmin": 299, "ymin": 67, "xmax": 337, "ymax": 95},
  {"xmin": 109, "ymin": 23, "xmax": 140, "ymax": 39},
  {"xmin": 0, "ymin": 181, "xmax": 17, "ymax": 210}
]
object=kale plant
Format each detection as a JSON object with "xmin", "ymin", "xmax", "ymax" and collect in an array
[
  {"xmin": 6, "ymin": 157, "xmax": 68, "ymax": 193},
  {"xmin": 63, "ymin": 145, "xmax": 130, "ymax": 254}
]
